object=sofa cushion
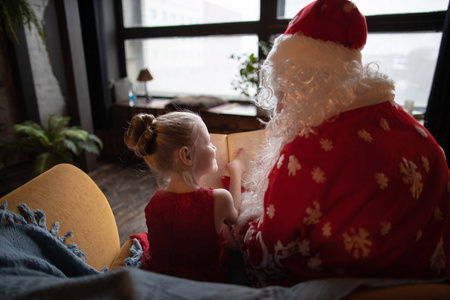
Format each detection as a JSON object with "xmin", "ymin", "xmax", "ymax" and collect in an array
[
  {"xmin": 110, "ymin": 239, "xmax": 134, "ymax": 271},
  {"xmin": 0, "ymin": 164, "xmax": 121, "ymax": 271}
]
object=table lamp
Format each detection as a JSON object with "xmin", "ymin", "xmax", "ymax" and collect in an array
[{"xmin": 137, "ymin": 68, "xmax": 153, "ymax": 102}]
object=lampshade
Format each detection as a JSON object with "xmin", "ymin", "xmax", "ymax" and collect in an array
[{"xmin": 137, "ymin": 68, "xmax": 153, "ymax": 82}]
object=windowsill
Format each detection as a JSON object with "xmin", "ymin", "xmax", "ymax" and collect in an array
[
  {"xmin": 119, "ymin": 97, "xmax": 426, "ymax": 121},
  {"xmin": 140, "ymin": 91, "xmax": 253, "ymax": 103},
  {"xmin": 109, "ymin": 98, "xmax": 266, "ymax": 139},
  {"xmin": 115, "ymin": 97, "xmax": 265, "ymax": 118},
  {"xmin": 208, "ymin": 102, "xmax": 258, "ymax": 116}
]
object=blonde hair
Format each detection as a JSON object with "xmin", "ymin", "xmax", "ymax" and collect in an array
[{"xmin": 124, "ymin": 111, "xmax": 203, "ymax": 187}]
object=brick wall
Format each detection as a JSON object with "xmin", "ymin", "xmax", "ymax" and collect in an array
[
  {"xmin": 0, "ymin": 0, "xmax": 66, "ymax": 168},
  {"xmin": 28, "ymin": 0, "xmax": 67, "ymax": 121}
]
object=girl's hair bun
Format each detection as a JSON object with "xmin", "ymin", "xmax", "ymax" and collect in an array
[{"xmin": 124, "ymin": 113, "xmax": 158, "ymax": 157}]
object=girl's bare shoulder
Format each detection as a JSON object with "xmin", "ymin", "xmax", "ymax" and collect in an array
[{"xmin": 213, "ymin": 188, "xmax": 232, "ymax": 201}]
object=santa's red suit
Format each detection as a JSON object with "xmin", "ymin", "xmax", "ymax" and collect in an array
[{"xmin": 236, "ymin": 0, "xmax": 450, "ymax": 287}]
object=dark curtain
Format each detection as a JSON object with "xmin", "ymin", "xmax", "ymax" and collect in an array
[
  {"xmin": 425, "ymin": 2, "xmax": 450, "ymax": 168},
  {"xmin": 78, "ymin": 0, "xmax": 112, "ymax": 129}
]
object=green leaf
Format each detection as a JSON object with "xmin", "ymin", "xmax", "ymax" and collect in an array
[
  {"xmin": 0, "ymin": 0, "xmax": 45, "ymax": 46},
  {"xmin": 61, "ymin": 128, "xmax": 89, "ymax": 141},
  {"xmin": 34, "ymin": 152, "xmax": 57, "ymax": 175},
  {"xmin": 14, "ymin": 123, "xmax": 43, "ymax": 135},
  {"xmin": 229, "ymin": 41, "xmax": 273, "ymax": 97},
  {"xmin": 62, "ymin": 139, "xmax": 79, "ymax": 155},
  {"xmin": 88, "ymin": 134, "xmax": 103, "ymax": 149},
  {"xmin": 249, "ymin": 53, "xmax": 258, "ymax": 64},
  {"xmin": 46, "ymin": 115, "xmax": 70, "ymax": 140},
  {"xmin": 56, "ymin": 151, "xmax": 74, "ymax": 165},
  {"xmin": 13, "ymin": 123, "xmax": 51, "ymax": 147},
  {"xmin": 22, "ymin": 120, "xmax": 43, "ymax": 131},
  {"xmin": 77, "ymin": 141, "xmax": 101, "ymax": 155},
  {"xmin": 3, "ymin": 114, "xmax": 103, "ymax": 171},
  {"xmin": 16, "ymin": 139, "xmax": 46, "ymax": 153}
]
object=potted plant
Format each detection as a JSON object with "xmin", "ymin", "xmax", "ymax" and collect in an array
[
  {"xmin": 1, "ymin": 115, "xmax": 103, "ymax": 174},
  {"xmin": 230, "ymin": 41, "xmax": 272, "ymax": 98},
  {"xmin": 0, "ymin": 0, "xmax": 45, "ymax": 45}
]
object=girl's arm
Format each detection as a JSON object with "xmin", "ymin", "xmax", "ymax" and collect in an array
[
  {"xmin": 226, "ymin": 149, "xmax": 247, "ymax": 211},
  {"xmin": 213, "ymin": 149, "xmax": 246, "ymax": 234},
  {"xmin": 213, "ymin": 189, "xmax": 238, "ymax": 234}
]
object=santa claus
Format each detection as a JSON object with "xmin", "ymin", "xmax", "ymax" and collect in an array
[{"xmin": 236, "ymin": 0, "xmax": 450, "ymax": 287}]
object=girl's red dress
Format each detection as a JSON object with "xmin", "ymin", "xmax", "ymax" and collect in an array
[{"xmin": 133, "ymin": 187, "xmax": 229, "ymax": 282}]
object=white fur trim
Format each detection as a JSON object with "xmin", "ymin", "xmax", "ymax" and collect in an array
[{"xmin": 268, "ymin": 34, "xmax": 362, "ymax": 70}]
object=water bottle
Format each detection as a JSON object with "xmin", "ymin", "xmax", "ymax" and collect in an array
[{"xmin": 128, "ymin": 83, "xmax": 136, "ymax": 107}]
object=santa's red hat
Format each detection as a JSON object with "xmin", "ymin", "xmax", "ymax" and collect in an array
[
  {"xmin": 285, "ymin": 0, "xmax": 367, "ymax": 50},
  {"xmin": 266, "ymin": 0, "xmax": 367, "ymax": 71}
]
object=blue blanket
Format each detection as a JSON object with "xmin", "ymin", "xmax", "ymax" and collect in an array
[{"xmin": 1, "ymin": 201, "xmax": 448, "ymax": 300}]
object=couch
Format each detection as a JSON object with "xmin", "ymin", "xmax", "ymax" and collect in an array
[{"xmin": 0, "ymin": 163, "xmax": 449, "ymax": 299}]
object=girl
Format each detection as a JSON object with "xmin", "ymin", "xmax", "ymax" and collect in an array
[{"xmin": 124, "ymin": 111, "xmax": 246, "ymax": 282}]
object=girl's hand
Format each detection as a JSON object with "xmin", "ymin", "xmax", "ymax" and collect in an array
[
  {"xmin": 227, "ymin": 148, "xmax": 247, "ymax": 176},
  {"xmin": 226, "ymin": 149, "xmax": 246, "ymax": 212}
]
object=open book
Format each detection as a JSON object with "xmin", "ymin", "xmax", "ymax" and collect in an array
[{"xmin": 200, "ymin": 129, "xmax": 267, "ymax": 188}]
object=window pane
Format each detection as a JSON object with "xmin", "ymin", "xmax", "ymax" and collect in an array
[
  {"xmin": 279, "ymin": 0, "xmax": 448, "ymax": 19},
  {"xmin": 362, "ymin": 32, "xmax": 442, "ymax": 109},
  {"xmin": 125, "ymin": 35, "xmax": 259, "ymax": 98},
  {"xmin": 122, "ymin": 0, "xmax": 260, "ymax": 27}
]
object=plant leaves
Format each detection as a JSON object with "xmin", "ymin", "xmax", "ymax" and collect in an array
[
  {"xmin": 34, "ymin": 152, "xmax": 57, "ymax": 175},
  {"xmin": 13, "ymin": 123, "xmax": 51, "ymax": 147},
  {"xmin": 229, "ymin": 41, "xmax": 273, "ymax": 97},
  {"xmin": 62, "ymin": 139, "xmax": 79, "ymax": 156},
  {"xmin": 77, "ymin": 141, "xmax": 101, "ymax": 155},
  {"xmin": 57, "ymin": 151, "xmax": 74, "ymax": 165},
  {"xmin": 46, "ymin": 115, "xmax": 70, "ymax": 140},
  {"xmin": 61, "ymin": 128, "xmax": 89, "ymax": 141},
  {"xmin": 5, "ymin": 114, "xmax": 104, "ymax": 173},
  {"xmin": 88, "ymin": 134, "xmax": 103, "ymax": 149},
  {"xmin": 0, "ymin": 0, "xmax": 45, "ymax": 45}
]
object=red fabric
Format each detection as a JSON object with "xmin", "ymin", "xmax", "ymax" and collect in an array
[
  {"xmin": 130, "ymin": 232, "xmax": 149, "ymax": 250},
  {"xmin": 221, "ymin": 176, "xmax": 247, "ymax": 193},
  {"xmin": 137, "ymin": 187, "xmax": 229, "ymax": 283},
  {"xmin": 239, "ymin": 101, "xmax": 450, "ymax": 287},
  {"xmin": 285, "ymin": 0, "xmax": 367, "ymax": 50}
]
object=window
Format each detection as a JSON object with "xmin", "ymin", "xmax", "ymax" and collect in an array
[
  {"xmin": 123, "ymin": 0, "xmax": 260, "ymax": 27},
  {"xmin": 125, "ymin": 35, "xmax": 258, "ymax": 97},
  {"xmin": 362, "ymin": 33, "xmax": 442, "ymax": 109},
  {"xmin": 117, "ymin": 0, "xmax": 447, "ymax": 109},
  {"xmin": 279, "ymin": 0, "xmax": 448, "ymax": 18},
  {"xmin": 277, "ymin": 1, "xmax": 448, "ymax": 110}
]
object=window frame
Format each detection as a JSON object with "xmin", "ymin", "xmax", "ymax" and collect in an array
[{"xmin": 114, "ymin": 0, "xmax": 447, "ymax": 90}]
